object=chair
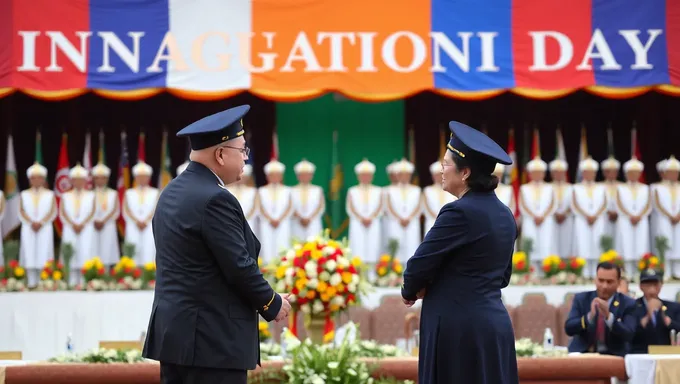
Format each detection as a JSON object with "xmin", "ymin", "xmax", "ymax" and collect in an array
[
  {"xmin": 99, "ymin": 341, "xmax": 143, "ymax": 350},
  {"xmin": 0, "ymin": 351, "xmax": 22, "ymax": 360}
]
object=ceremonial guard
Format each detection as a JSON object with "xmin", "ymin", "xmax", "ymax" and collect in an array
[
  {"xmin": 631, "ymin": 269, "xmax": 680, "ymax": 353},
  {"xmin": 143, "ymin": 105, "xmax": 290, "ymax": 384},
  {"xmin": 493, "ymin": 164, "xmax": 516, "ymax": 213},
  {"xmin": 616, "ymin": 158, "xmax": 651, "ymax": 274},
  {"xmin": 650, "ymin": 159, "xmax": 668, "ymax": 244},
  {"xmin": 381, "ymin": 161, "xmax": 399, "ymax": 253},
  {"xmin": 652, "ymin": 156, "xmax": 680, "ymax": 279},
  {"xmin": 601, "ymin": 156, "xmax": 622, "ymax": 241},
  {"xmin": 346, "ymin": 159, "xmax": 383, "ymax": 263},
  {"xmin": 123, "ymin": 162, "xmax": 159, "ymax": 263},
  {"xmin": 176, "ymin": 161, "xmax": 189, "ymax": 177},
  {"xmin": 383, "ymin": 159, "xmax": 422, "ymax": 261},
  {"xmin": 422, "ymin": 161, "xmax": 456, "ymax": 235},
  {"xmin": 549, "ymin": 159, "xmax": 573, "ymax": 257},
  {"xmin": 291, "ymin": 159, "xmax": 325, "ymax": 240},
  {"xmin": 258, "ymin": 160, "xmax": 292, "ymax": 261},
  {"xmin": 60, "ymin": 164, "xmax": 97, "ymax": 286},
  {"xmin": 519, "ymin": 157, "xmax": 556, "ymax": 268},
  {"xmin": 227, "ymin": 164, "xmax": 259, "ymax": 238},
  {"xmin": 571, "ymin": 158, "xmax": 608, "ymax": 278},
  {"xmin": 91, "ymin": 163, "xmax": 120, "ymax": 268},
  {"xmin": 19, "ymin": 163, "xmax": 57, "ymax": 286}
]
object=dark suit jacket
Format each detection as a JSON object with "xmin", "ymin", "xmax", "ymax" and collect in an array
[
  {"xmin": 631, "ymin": 298, "xmax": 680, "ymax": 353},
  {"xmin": 142, "ymin": 161, "xmax": 281, "ymax": 370},
  {"xmin": 565, "ymin": 291, "xmax": 636, "ymax": 356}
]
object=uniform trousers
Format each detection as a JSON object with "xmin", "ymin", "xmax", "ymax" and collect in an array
[{"xmin": 160, "ymin": 363, "xmax": 247, "ymax": 384}]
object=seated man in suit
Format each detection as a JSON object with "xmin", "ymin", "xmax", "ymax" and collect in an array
[
  {"xmin": 565, "ymin": 261, "xmax": 637, "ymax": 356},
  {"xmin": 631, "ymin": 268, "xmax": 680, "ymax": 353}
]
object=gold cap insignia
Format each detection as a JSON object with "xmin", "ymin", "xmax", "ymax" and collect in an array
[
  {"xmin": 662, "ymin": 305, "xmax": 667, "ymax": 311},
  {"xmin": 614, "ymin": 300, "xmax": 619, "ymax": 307}
]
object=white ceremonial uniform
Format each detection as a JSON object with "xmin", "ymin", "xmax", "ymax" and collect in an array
[
  {"xmin": 258, "ymin": 184, "xmax": 293, "ymax": 261},
  {"xmin": 380, "ymin": 161, "xmax": 398, "ymax": 255},
  {"xmin": 422, "ymin": 184, "xmax": 456, "ymax": 235},
  {"xmin": 572, "ymin": 182, "xmax": 608, "ymax": 278},
  {"xmin": 601, "ymin": 157, "xmax": 623, "ymax": 244},
  {"xmin": 384, "ymin": 183, "xmax": 422, "ymax": 262},
  {"xmin": 291, "ymin": 160, "xmax": 325, "ymax": 241},
  {"xmin": 93, "ymin": 186, "xmax": 120, "ymax": 266},
  {"xmin": 652, "ymin": 157, "xmax": 680, "ymax": 278},
  {"xmin": 552, "ymin": 181, "xmax": 573, "ymax": 257},
  {"xmin": 228, "ymin": 183, "xmax": 259, "ymax": 236},
  {"xmin": 346, "ymin": 184, "xmax": 383, "ymax": 263},
  {"xmin": 650, "ymin": 159, "xmax": 667, "ymax": 246},
  {"xmin": 19, "ymin": 164, "xmax": 57, "ymax": 286},
  {"xmin": 615, "ymin": 178, "xmax": 651, "ymax": 274},
  {"xmin": 519, "ymin": 180, "xmax": 557, "ymax": 267},
  {"xmin": 123, "ymin": 186, "xmax": 159, "ymax": 264},
  {"xmin": 60, "ymin": 187, "xmax": 97, "ymax": 286}
]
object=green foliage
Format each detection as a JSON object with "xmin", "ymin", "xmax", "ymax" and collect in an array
[
  {"xmin": 122, "ymin": 242, "xmax": 136, "ymax": 259},
  {"xmin": 655, "ymin": 236, "xmax": 669, "ymax": 264},
  {"xmin": 600, "ymin": 235, "xmax": 614, "ymax": 253}
]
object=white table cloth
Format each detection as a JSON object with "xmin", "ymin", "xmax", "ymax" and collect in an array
[
  {"xmin": 2, "ymin": 284, "xmax": 679, "ymax": 361},
  {"xmin": 624, "ymin": 354, "xmax": 680, "ymax": 384}
]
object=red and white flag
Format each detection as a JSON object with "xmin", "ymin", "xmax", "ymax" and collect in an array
[
  {"xmin": 271, "ymin": 129, "xmax": 279, "ymax": 160},
  {"xmin": 54, "ymin": 133, "xmax": 72, "ymax": 235}
]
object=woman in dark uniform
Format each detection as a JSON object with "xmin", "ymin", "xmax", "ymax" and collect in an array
[{"xmin": 401, "ymin": 121, "xmax": 519, "ymax": 384}]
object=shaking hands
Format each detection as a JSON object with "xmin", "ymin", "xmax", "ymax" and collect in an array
[{"xmin": 275, "ymin": 293, "xmax": 292, "ymax": 322}]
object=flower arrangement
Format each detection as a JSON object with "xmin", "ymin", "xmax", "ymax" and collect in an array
[
  {"xmin": 373, "ymin": 239, "xmax": 403, "ymax": 287},
  {"xmin": 510, "ymin": 251, "xmax": 535, "ymax": 285},
  {"xmin": 514, "ymin": 338, "xmax": 567, "ymax": 358},
  {"xmin": 36, "ymin": 259, "xmax": 68, "ymax": 291},
  {"xmin": 0, "ymin": 259, "xmax": 27, "ymax": 292},
  {"xmin": 599, "ymin": 249, "xmax": 624, "ymax": 268},
  {"xmin": 78, "ymin": 256, "xmax": 109, "ymax": 291},
  {"xmin": 48, "ymin": 348, "xmax": 145, "ymax": 364},
  {"xmin": 259, "ymin": 320, "xmax": 272, "ymax": 342},
  {"xmin": 542, "ymin": 255, "xmax": 568, "ymax": 284},
  {"xmin": 272, "ymin": 231, "xmax": 369, "ymax": 318},
  {"xmin": 141, "ymin": 262, "xmax": 156, "ymax": 289},
  {"xmin": 110, "ymin": 256, "xmax": 144, "ymax": 290},
  {"xmin": 638, "ymin": 253, "xmax": 663, "ymax": 273},
  {"xmin": 564, "ymin": 256, "xmax": 587, "ymax": 285}
]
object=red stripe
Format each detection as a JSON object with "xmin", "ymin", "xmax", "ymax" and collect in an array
[
  {"xmin": 512, "ymin": 0, "xmax": 595, "ymax": 89},
  {"xmin": 12, "ymin": 0, "xmax": 89, "ymax": 90},
  {"xmin": 667, "ymin": 0, "xmax": 680, "ymax": 85},
  {"xmin": 0, "ymin": 0, "xmax": 13, "ymax": 87}
]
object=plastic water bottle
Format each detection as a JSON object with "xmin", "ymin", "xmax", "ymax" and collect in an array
[
  {"xmin": 543, "ymin": 328, "xmax": 554, "ymax": 350},
  {"xmin": 280, "ymin": 327, "xmax": 288, "ymax": 357},
  {"xmin": 66, "ymin": 333, "xmax": 74, "ymax": 353}
]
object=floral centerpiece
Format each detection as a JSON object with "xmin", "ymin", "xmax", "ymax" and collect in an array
[
  {"xmin": 110, "ymin": 256, "xmax": 144, "ymax": 290},
  {"xmin": 515, "ymin": 338, "xmax": 568, "ymax": 358},
  {"xmin": 0, "ymin": 259, "xmax": 27, "ymax": 292},
  {"xmin": 48, "ymin": 348, "xmax": 145, "ymax": 364},
  {"xmin": 36, "ymin": 259, "xmax": 68, "ymax": 291},
  {"xmin": 542, "ymin": 255, "xmax": 567, "ymax": 284},
  {"xmin": 141, "ymin": 262, "xmax": 156, "ymax": 289},
  {"xmin": 638, "ymin": 253, "xmax": 663, "ymax": 274},
  {"xmin": 373, "ymin": 239, "xmax": 403, "ymax": 287},
  {"xmin": 271, "ymin": 230, "xmax": 370, "ymax": 344},
  {"xmin": 510, "ymin": 251, "xmax": 534, "ymax": 285},
  {"xmin": 259, "ymin": 320, "xmax": 272, "ymax": 342},
  {"xmin": 565, "ymin": 256, "xmax": 587, "ymax": 284},
  {"xmin": 78, "ymin": 256, "xmax": 109, "ymax": 291},
  {"xmin": 599, "ymin": 249, "xmax": 624, "ymax": 268}
]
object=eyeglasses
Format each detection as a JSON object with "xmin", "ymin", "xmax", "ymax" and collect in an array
[{"xmin": 221, "ymin": 145, "xmax": 250, "ymax": 157}]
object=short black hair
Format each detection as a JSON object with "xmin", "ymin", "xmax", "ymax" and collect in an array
[
  {"xmin": 451, "ymin": 155, "xmax": 499, "ymax": 192},
  {"xmin": 596, "ymin": 261, "xmax": 621, "ymax": 279}
]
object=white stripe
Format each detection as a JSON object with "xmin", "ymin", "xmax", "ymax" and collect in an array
[{"xmin": 167, "ymin": 0, "xmax": 252, "ymax": 91}]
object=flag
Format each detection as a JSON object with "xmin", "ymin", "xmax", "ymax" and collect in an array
[
  {"xmin": 35, "ymin": 130, "xmax": 43, "ymax": 164},
  {"xmin": 117, "ymin": 132, "xmax": 131, "ymax": 236},
  {"xmin": 83, "ymin": 131, "xmax": 93, "ymax": 189},
  {"xmin": 631, "ymin": 122, "xmax": 645, "ymax": 182},
  {"xmin": 520, "ymin": 124, "xmax": 530, "ymax": 184},
  {"xmin": 271, "ymin": 129, "xmax": 279, "ymax": 160},
  {"xmin": 576, "ymin": 125, "xmax": 589, "ymax": 182},
  {"xmin": 54, "ymin": 134, "xmax": 72, "ymax": 236},
  {"xmin": 98, "ymin": 129, "xmax": 106, "ymax": 164},
  {"xmin": 530, "ymin": 126, "xmax": 541, "ymax": 159},
  {"xmin": 326, "ymin": 130, "xmax": 345, "ymax": 238},
  {"xmin": 507, "ymin": 128, "xmax": 519, "ymax": 217},
  {"xmin": 407, "ymin": 126, "xmax": 419, "ymax": 185},
  {"xmin": 555, "ymin": 126, "xmax": 569, "ymax": 182},
  {"xmin": 2, "ymin": 135, "xmax": 21, "ymax": 238},
  {"xmin": 606, "ymin": 122, "xmax": 615, "ymax": 158},
  {"xmin": 137, "ymin": 131, "xmax": 146, "ymax": 162},
  {"xmin": 158, "ymin": 129, "xmax": 172, "ymax": 189}
]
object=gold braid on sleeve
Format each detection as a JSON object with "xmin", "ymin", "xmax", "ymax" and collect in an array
[{"xmin": 615, "ymin": 190, "xmax": 634, "ymax": 218}]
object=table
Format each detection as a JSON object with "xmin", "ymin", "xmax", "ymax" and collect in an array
[
  {"xmin": 624, "ymin": 354, "xmax": 680, "ymax": 384},
  {"xmin": 2, "ymin": 284, "xmax": 679, "ymax": 361}
]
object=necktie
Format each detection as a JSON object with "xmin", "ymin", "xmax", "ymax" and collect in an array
[
  {"xmin": 651, "ymin": 311, "xmax": 657, "ymax": 326},
  {"xmin": 596, "ymin": 313, "xmax": 606, "ymax": 352}
]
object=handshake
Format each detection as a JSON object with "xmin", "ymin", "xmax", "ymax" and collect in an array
[{"xmin": 275, "ymin": 292, "xmax": 293, "ymax": 322}]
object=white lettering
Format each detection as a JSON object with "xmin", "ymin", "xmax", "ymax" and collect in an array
[
  {"xmin": 240, "ymin": 32, "xmax": 277, "ymax": 73},
  {"xmin": 430, "ymin": 31, "xmax": 472, "ymax": 72},
  {"xmin": 577, "ymin": 29, "xmax": 621, "ymax": 70},
  {"xmin": 477, "ymin": 32, "xmax": 499, "ymax": 72},
  {"xmin": 97, "ymin": 31, "xmax": 144, "ymax": 73},
  {"xmin": 529, "ymin": 31, "xmax": 573, "ymax": 71},
  {"xmin": 280, "ymin": 32, "xmax": 322, "ymax": 72},
  {"xmin": 382, "ymin": 31, "xmax": 426, "ymax": 73},
  {"xmin": 18, "ymin": 31, "xmax": 40, "ymax": 72},
  {"xmin": 619, "ymin": 29, "xmax": 663, "ymax": 70},
  {"xmin": 147, "ymin": 32, "xmax": 189, "ymax": 73},
  {"xmin": 317, "ymin": 32, "xmax": 355, "ymax": 72},
  {"xmin": 46, "ymin": 31, "xmax": 92, "ymax": 72},
  {"xmin": 356, "ymin": 32, "xmax": 378, "ymax": 72}
]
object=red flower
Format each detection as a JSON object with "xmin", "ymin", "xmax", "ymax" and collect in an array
[
  {"xmin": 298, "ymin": 297, "xmax": 308, "ymax": 305},
  {"xmin": 348, "ymin": 265, "xmax": 357, "ymax": 274},
  {"xmin": 542, "ymin": 265, "xmax": 551, "ymax": 273},
  {"xmin": 302, "ymin": 250, "xmax": 312, "ymax": 258},
  {"xmin": 559, "ymin": 261, "xmax": 567, "ymax": 270},
  {"xmin": 97, "ymin": 268, "xmax": 105, "ymax": 275},
  {"xmin": 317, "ymin": 266, "xmax": 324, "ymax": 274},
  {"xmin": 317, "ymin": 257, "xmax": 327, "ymax": 265},
  {"xmin": 118, "ymin": 278, "xmax": 124, "ymax": 283},
  {"xmin": 347, "ymin": 293, "xmax": 356, "ymax": 304},
  {"xmin": 515, "ymin": 260, "xmax": 526, "ymax": 270},
  {"xmin": 9, "ymin": 260, "xmax": 18, "ymax": 268},
  {"xmin": 570, "ymin": 259, "xmax": 579, "ymax": 269},
  {"xmin": 124, "ymin": 266, "xmax": 132, "ymax": 273},
  {"xmin": 336, "ymin": 267, "xmax": 344, "ymax": 274},
  {"xmin": 81, "ymin": 267, "xmax": 87, "ymax": 274},
  {"xmin": 57, "ymin": 262, "xmax": 64, "ymax": 269},
  {"xmin": 1, "ymin": 278, "xmax": 7, "ymax": 285},
  {"xmin": 327, "ymin": 254, "xmax": 337, "ymax": 261},
  {"xmin": 293, "ymin": 257, "xmax": 306, "ymax": 268},
  {"xmin": 133, "ymin": 268, "xmax": 142, "ymax": 278},
  {"xmin": 291, "ymin": 286, "xmax": 299, "ymax": 295},
  {"xmin": 0, "ymin": 266, "xmax": 5, "ymax": 273}
]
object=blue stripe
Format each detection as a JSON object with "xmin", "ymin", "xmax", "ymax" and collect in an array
[
  {"xmin": 87, "ymin": 0, "xmax": 170, "ymax": 89},
  {"xmin": 431, "ymin": 0, "xmax": 514, "ymax": 91},
  {"xmin": 591, "ymin": 0, "xmax": 670, "ymax": 86}
]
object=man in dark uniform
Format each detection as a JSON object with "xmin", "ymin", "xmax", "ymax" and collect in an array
[
  {"xmin": 565, "ymin": 262, "xmax": 637, "ymax": 356},
  {"xmin": 631, "ymin": 268, "xmax": 680, "ymax": 353},
  {"xmin": 142, "ymin": 105, "xmax": 291, "ymax": 384}
]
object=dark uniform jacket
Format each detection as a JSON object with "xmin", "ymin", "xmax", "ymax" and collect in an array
[
  {"xmin": 631, "ymin": 298, "xmax": 680, "ymax": 353},
  {"xmin": 142, "ymin": 161, "xmax": 281, "ymax": 370},
  {"xmin": 565, "ymin": 291, "xmax": 636, "ymax": 356}
]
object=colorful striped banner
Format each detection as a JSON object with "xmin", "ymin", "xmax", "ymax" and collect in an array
[{"xmin": 0, "ymin": 0, "xmax": 679, "ymax": 101}]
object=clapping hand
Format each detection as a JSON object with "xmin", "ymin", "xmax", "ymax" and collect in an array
[{"xmin": 275, "ymin": 293, "xmax": 292, "ymax": 322}]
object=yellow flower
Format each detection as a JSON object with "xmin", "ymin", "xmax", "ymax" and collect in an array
[
  {"xmin": 327, "ymin": 240, "xmax": 340, "ymax": 248},
  {"xmin": 329, "ymin": 304, "xmax": 340, "ymax": 312},
  {"xmin": 325, "ymin": 286, "xmax": 337, "ymax": 297},
  {"xmin": 83, "ymin": 260, "xmax": 93, "ymax": 270},
  {"xmin": 40, "ymin": 271, "xmax": 49, "ymax": 280},
  {"xmin": 310, "ymin": 249, "xmax": 322, "ymax": 260},
  {"xmin": 336, "ymin": 283, "xmax": 345, "ymax": 293},
  {"xmin": 144, "ymin": 262, "xmax": 156, "ymax": 271},
  {"xmin": 258, "ymin": 321, "xmax": 268, "ymax": 331},
  {"xmin": 15, "ymin": 267, "xmax": 25, "ymax": 278},
  {"xmin": 306, "ymin": 290, "xmax": 316, "ymax": 299},
  {"xmin": 320, "ymin": 292, "xmax": 331, "ymax": 302},
  {"xmin": 294, "ymin": 278, "xmax": 308, "ymax": 291},
  {"xmin": 649, "ymin": 256, "xmax": 659, "ymax": 266},
  {"xmin": 296, "ymin": 269, "xmax": 306, "ymax": 279},
  {"xmin": 351, "ymin": 257, "xmax": 362, "ymax": 267},
  {"xmin": 275, "ymin": 266, "xmax": 286, "ymax": 279},
  {"xmin": 258, "ymin": 258, "xmax": 263, "ymax": 267},
  {"xmin": 638, "ymin": 261, "xmax": 646, "ymax": 270},
  {"xmin": 377, "ymin": 267, "xmax": 387, "ymax": 276},
  {"xmin": 380, "ymin": 255, "xmax": 391, "ymax": 262},
  {"xmin": 512, "ymin": 252, "xmax": 527, "ymax": 264},
  {"xmin": 577, "ymin": 257, "xmax": 586, "ymax": 267},
  {"xmin": 394, "ymin": 264, "xmax": 403, "ymax": 273},
  {"xmin": 341, "ymin": 272, "xmax": 353, "ymax": 284},
  {"xmin": 53, "ymin": 271, "xmax": 63, "ymax": 281},
  {"xmin": 317, "ymin": 281, "xmax": 328, "ymax": 293}
]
